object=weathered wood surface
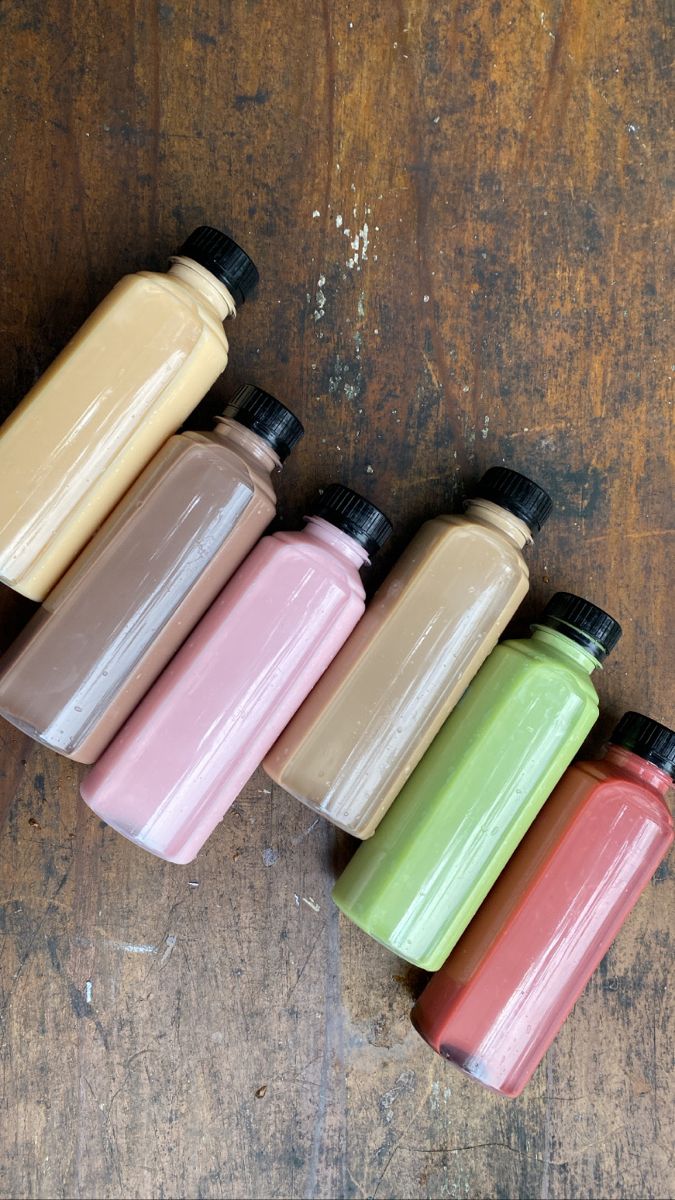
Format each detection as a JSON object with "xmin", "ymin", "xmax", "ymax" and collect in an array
[{"xmin": 0, "ymin": 1, "xmax": 673, "ymax": 1197}]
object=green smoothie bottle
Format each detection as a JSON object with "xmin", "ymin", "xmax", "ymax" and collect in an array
[{"xmin": 332, "ymin": 593, "xmax": 622, "ymax": 971}]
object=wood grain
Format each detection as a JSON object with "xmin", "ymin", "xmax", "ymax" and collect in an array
[{"xmin": 0, "ymin": 1, "xmax": 672, "ymax": 1197}]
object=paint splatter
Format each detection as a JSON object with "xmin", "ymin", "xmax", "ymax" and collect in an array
[
  {"xmin": 314, "ymin": 275, "xmax": 326, "ymax": 323},
  {"xmin": 346, "ymin": 222, "xmax": 369, "ymax": 269}
]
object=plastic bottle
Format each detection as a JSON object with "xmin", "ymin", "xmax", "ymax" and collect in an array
[{"xmin": 0, "ymin": 226, "xmax": 258, "ymax": 599}]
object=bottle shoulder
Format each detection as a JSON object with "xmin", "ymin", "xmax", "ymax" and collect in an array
[
  {"xmin": 573, "ymin": 760, "xmax": 674, "ymax": 832},
  {"xmin": 493, "ymin": 639, "xmax": 599, "ymax": 701},
  {"xmin": 131, "ymin": 270, "xmax": 229, "ymax": 348},
  {"xmin": 179, "ymin": 431, "xmax": 277, "ymax": 509},
  {"xmin": 382, "ymin": 514, "xmax": 528, "ymax": 591},
  {"xmin": 424, "ymin": 513, "xmax": 528, "ymax": 558},
  {"xmin": 267, "ymin": 530, "xmax": 366, "ymax": 598}
]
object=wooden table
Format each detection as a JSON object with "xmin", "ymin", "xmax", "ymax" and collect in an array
[{"xmin": 1, "ymin": 2, "xmax": 672, "ymax": 1197}]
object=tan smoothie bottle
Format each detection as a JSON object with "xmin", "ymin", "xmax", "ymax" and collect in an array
[
  {"xmin": 0, "ymin": 225, "xmax": 258, "ymax": 600},
  {"xmin": 0, "ymin": 386, "xmax": 303, "ymax": 764},
  {"xmin": 264, "ymin": 468, "xmax": 552, "ymax": 838}
]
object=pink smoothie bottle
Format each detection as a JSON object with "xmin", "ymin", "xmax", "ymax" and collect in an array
[
  {"xmin": 81, "ymin": 485, "xmax": 392, "ymax": 863},
  {"xmin": 411, "ymin": 711, "xmax": 675, "ymax": 1097}
]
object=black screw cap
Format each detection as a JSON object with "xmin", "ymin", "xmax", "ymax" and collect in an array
[
  {"xmin": 311, "ymin": 484, "xmax": 392, "ymax": 557},
  {"xmin": 223, "ymin": 385, "xmax": 303, "ymax": 462},
  {"xmin": 177, "ymin": 226, "xmax": 259, "ymax": 304}
]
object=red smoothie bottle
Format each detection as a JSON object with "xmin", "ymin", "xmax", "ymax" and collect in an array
[{"xmin": 411, "ymin": 712, "xmax": 674, "ymax": 1098}]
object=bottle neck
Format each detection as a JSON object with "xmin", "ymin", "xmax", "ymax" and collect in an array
[
  {"xmin": 303, "ymin": 516, "xmax": 371, "ymax": 568},
  {"xmin": 530, "ymin": 626, "xmax": 601, "ymax": 675},
  {"xmin": 212, "ymin": 417, "xmax": 281, "ymax": 475},
  {"xmin": 603, "ymin": 744, "xmax": 673, "ymax": 796},
  {"xmin": 464, "ymin": 499, "xmax": 532, "ymax": 549},
  {"xmin": 168, "ymin": 256, "xmax": 237, "ymax": 321}
]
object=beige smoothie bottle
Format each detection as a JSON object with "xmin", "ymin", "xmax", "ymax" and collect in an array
[
  {"xmin": 264, "ymin": 468, "xmax": 552, "ymax": 838},
  {"xmin": 0, "ymin": 225, "xmax": 258, "ymax": 600}
]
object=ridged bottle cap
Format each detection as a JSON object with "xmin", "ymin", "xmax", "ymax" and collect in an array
[
  {"xmin": 475, "ymin": 467, "xmax": 552, "ymax": 532},
  {"xmin": 177, "ymin": 226, "xmax": 259, "ymax": 304},
  {"xmin": 609, "ymin": 711, "xmax": 675, "ymax": 777},
  {"xmin": 222, "ymin": 385, "xmax": 303, "ymax": 461},
  {"xmin": 537, "ymin": 592, "xmax": 622, "ymax": 661},
  {"xmin": 311, "ymin": 484, "xmax": 392, "ymax": 556}
]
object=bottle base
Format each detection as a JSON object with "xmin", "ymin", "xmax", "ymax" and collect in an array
[
  {"xmin": 0, "ymin": 570, "xmax": 44, "ymax": 602},
  {"xmin": 0, "ymin": 704, "xmax": 96, "ymax": 763},
  {"xmin": 80, "ymin": 782, "xmax": 197, "ymax": 865},
  {"xmin": 331, "ymin": 886, "xmax": 439, "ymax": 969},
  {"xmin": 410, "ymin": 1007, "xmax": 516, "ymax": 1097},
  {"xmin": 276, "ymin": 776, "xmax": 377, "ymax": 840},
  {"xmin": 264, "ymin": 760, "xmax": 392, "ymax": 840}
]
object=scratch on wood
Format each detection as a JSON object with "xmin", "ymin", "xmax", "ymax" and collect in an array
[{"xmin": 159, "ymin": 934, "xmax": 177, "ymax": 967}]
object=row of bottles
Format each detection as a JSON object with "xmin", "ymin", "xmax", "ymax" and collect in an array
[
  {"xmin": 333, "ymin": 591, "xmax": 622, "ymax": 971},
  {"xmin": 0, "ymin": 385, "xmax": 304, "ymax": 762},
  {"xmin": 0, "ymin": 225, "xmax": 671, "ymax": 1098},
  {"xmin": 265, "ymin": 467, "xmax": 552, "ymax": 836},
  {"xmin": 81, "ymin": 485, "xmax": 392, "ymax": 863},
  {"xmin": 80, "ymin": 467, "xmax": 542, "ymax": 861}
]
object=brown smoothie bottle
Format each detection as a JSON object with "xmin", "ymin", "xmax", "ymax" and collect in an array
[
  {"xmin": 264, "ymin": 468, "xmax": 552, "ymax": 838},
  {"xmin": 0, "ymin": 386, "xmax": 303, "ymax": 763}
]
